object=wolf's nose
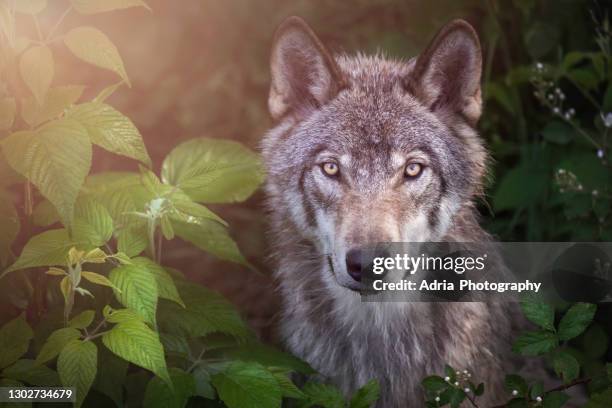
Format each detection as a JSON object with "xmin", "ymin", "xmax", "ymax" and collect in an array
[{"xmin": 346, "ymin": 249, "xmax": 363, "ymax": 282}]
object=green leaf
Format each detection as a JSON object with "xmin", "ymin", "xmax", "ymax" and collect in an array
[
  {"xmin": 93, "ymin": 81, "xmax": 124, "ymax": 103},
  {"xmin": 542, "ymin": 121, "xmax": 573, "ymax": 145},
  {"xmin": 72, "ymin": 197, "xmax": 114, "ymax": 246},
  {"xmin": 102, "ymin": 306, "xmax": 143, "ymax": 323},
  {"xmin": 68, "ymin": 102, "xmax": 150, "ymax": 166},
  {"xmin": 19, "ymin": 45, "xmax": 54, "ymax": 104},
  {"xmin": 558, "ymin": 303, "xmax": 597, "ymax": 341},
  {"xmin": 158, "ymin": 281, "xmax": 248, "ymax": 339},
  {"xmin": 350, "ymin": 379, "xmax": 380, "ymax": 408},
  {"xmin": 520, "ymin": 298, "xmax": 555, "ymax": 331},
  {"xmin": 422, "ymin": 375, "xmax": 448, "ymax": 393},
  {"xmin": 35, "ymin": 328, "xmax": 81, "ymax": 365},
  {"xmin": 1, "ymin": 119, "xmax": 92, "ymax": 229},
  {"xmin": 272, "ymin": 371, "xmax": 305, "ymax": 400},
  {"xmin": 102, "ymin": 319, "xmax": 170, "ymax": 385},
  {"xmin": 92, "ymin": 346, "xmax": 128, "ymax": 407},
  {"xmin": 552, "ymin": 351, "xmax": 580, "ymax": 383},
  {"xmin": 0, "ymin": 97, "xmax": 16, "ymax": 130},
  {"xmin": 161, "ymin": 137, "xmax": 264, "ymax": 204},
  {"xmin": 68, "ymin": 310, "xmax": 95, "ymax": 329},
  {"xmin": 193, "ymin": 366, "xmax": 216, "ymax": 399},
  {"xmin": 173, "ymin": 218, "xmax": 248, "ymax": 266},
  {"xmin": 21, "ymin": 85, "xmax": 84, "ymax": 127},
  {"xmin": 212, "ymin": 361, "xmax": 282, "ymax": 408},
  {"xmin": 504, "ymin": 374, "xmax": 528, "ymax": 396},
  {"xmin": 82, "ymin": 271, "xmax": 121, "ymax": 291},
  {"xmin": 299, "ymin": 382, "xmax": 345, "ymax": 408},
  {"xmin": 0, "ymin": 192, "xmax": 19, "ymax": 268},
  {"xmin": 448, "ymin": 387, "xmax": 466, "ymax": 408},
  {"xmin": 0, "ymin": 314, "xmax": 33, "ymax": 369},
  {"xmin": 13, "ymin": 0, "xmax": 47, "ymax": 14},
  {"xmin": 512, "ymin": 330, "xmax": 559, "ymax": 356},
  {"xmin": 63, "ymin": 27, "xmax": 130, "ymax": 86},
  {"xmin": 131, "ymin": 257, "xmax": 184, "ymax": 307},
  {"xmin": 117, "ymin": 226, "xmax": 148, "ymax": 257},
  {"xmin": 71, "ymin": 0, "xmax": 150, "ymax": 14},
  {"xmin": 2, "ymin": 229, "xmax": 88, "ymax": 276},
  {"xmin": 220, "ymin": 343, "xmax": 314, "ymax": 375},
  {"xmin": 58, "ymin": 340, "xmax": 97, "ymax": 408},
  {"xmin": 530, "ymin": 382, "xmax": 543, "ymax": 399},
  {"xmin": 543, "ymin": 391, "xmax": 570, "ymax": 408},
  {"xmin": 494, "ymin": 166, "xmax": 547, "ymax": 211},
  {"xmin": 2, "ymin": 359, "xmax": 60, "ymax": 386},
  {"xmin": 109, "ymin": 263, "xmax": 158, "ymax": 325},
  {"xmin": 32, "ymin": 199, "xmax": 60, "ymax": 227},
  {"xmin": 143, "ymin": 367, "xmax": 195, "ymax": 408}
]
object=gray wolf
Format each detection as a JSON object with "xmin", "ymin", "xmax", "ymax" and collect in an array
[{"xmin": 261, "ymin": 16, "xmax": 519, "ymax": 407}]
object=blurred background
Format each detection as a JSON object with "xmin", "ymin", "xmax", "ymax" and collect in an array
[{"xmin": 4, "ymin": 0, "xmax": 612, "ymax": 359}]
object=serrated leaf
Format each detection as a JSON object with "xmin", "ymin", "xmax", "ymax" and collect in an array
[
  {"xmin": 350, "ymin": 379, "xmax": 380, "ymax": 408},
  {"xmin": 69, "ymin": 310, "xmax": 95, "ymax": 329},
  {"xmin": 212, "ymin": 361, "xmax": 281, "ymax": 408},
  {"xmin": 520, "ymin": 298, "xmax": 555, "ymax": 331},
  {"xmin": 102, "ymin": 306, "xmax": 143, "ymax": 324},
  {"xmin": 552, "ymin": 351, "xmax": 580, "ymax": 383},
  {"xmin": 93, "ymin": 81, "xmax": 124, "ymax": 103},
  {"xmin": 73, "ymin": 197, "xmax": 114, "ymax": 246},
  {"xmin": 0, "ymin": 97, "xmax": 16, "ymax": 130},
  {"xmin": 558, "ymin": 303, "xmax": 597, "ymax": 341},
  {"xmin": 273, "ymin": 372, "xmax": 305, "ymax": 400},
  {"xmin": 0, "ymin": 193, "xmax": 19, "ymax": 268},
  {"xmin": 64, "ymin": 27, "xmax": 130, "ymax": 86},
  {"xmin": 173, "ymin": 218, "xmax": 248, "ymax": 266},
  {"xmin": 68, "ymin": 102, "xmax": 150, "ymax": 166},
  {"xmin": 13, "ymin": 0, "xmax": 47, "ymax": 14},
  {"xmin": 19, "ymin": 45, "xmax": 54, "ymax": 105},
  {"xmin": 2, "ymin": 229, "xmax": 88, "ymax": 276},
  {"xmin": 0, "ymin": 314, "xmax": 33, "ymax": 369},
  {"xmin": 109, "ymin": 263, "xmax": 158, "ymax": 325},
  {"xmin": 82, "ymin": 271, "xmax": 120, "ymax": 292},
  {"xmin": 1, "ymin": 119, "xmax": 92, "ymax": 228},
  {"xmin": 71, "ymin": 0, "xmax": 150, "ymax": 14},
  {"xmin": 158, "ymin": 281, "xmax": 248, "ymax": 339},
  {"xmin": 2, "ymin": 359, "xmax": 60, "ymax": 386},
  {"xmin": 83, "ymin": 248, "xmax": 107, "ymax": 264},
  {"xmin": 117, "ymin": 226, "xmax": 148, "ymax": 257},
  {"xmin": 300, "ymin": 381, "xmax": 345, "ymax": 408},
  {"xmin": 160, "ymin": 215, "xmax": 174, "ymax": 240},
  {"xmin": 35, "ymin": 328, "xmax": 81, "ymax": 365},
  {"xmin": 422, "ymin": 376, "xmax": 448, "ymax": 393},
  {"xmin": 58, "ymin": 340, "xmax": 97, "ymax": 408},
  {"xmin": 143, "ymin": 367, "xmax": 195, "ymax": 408},
  {"xmin": 161, "ymin": 137, "xmax": 264, "ymax": 203},
  {"xmin": 32, "ymin": 199, "xmax": 60, "ymax": 227},
  {"xmin": 131, "ymin": 257, "xmax": 184, "ymax": 307},
  {"xmin": 21, "ymin": 85, "xmax": 84, "ymax": 127},
  {"xmin": 102, "ymin": 319, "xmax": 170, "ymax": 385},
  {"xmin": 193, "ymin": 366, "xmax": 216, "ymax": 399},
  {"xmin": 512, "ymin": 330, "xmax": 559, "ymax": 356},
  {"xmin": 60, "ymin": 276, "xmax": 72, "ymax": 302},
  {"xmin": 220, "ymin": 343, "xmax": 314, "ymax": 375},
  {"xmin": 46, "ymin": 267, "xmax": 66, "ymax": 276}
]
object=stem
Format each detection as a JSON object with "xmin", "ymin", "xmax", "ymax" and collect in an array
[
  {"xmin": 32, "ymin": 15, "xmax": 43, "ymax": 42},
  {"xmin": 466, "ymin": 394, "xmax": 479, "ymax": 408},
  {"xmin": 83, "ymin": 317, "xmax": 107, "ymax": 340},
  {"xmin": 187, "ymin": 347, "xmax": 206, "ymax": 373},
  {"xmin": 156, "ymin": 227, "xmax": 163, "ymax": 264},
  {"xmin": 147, "ymin": 218, "xmax": 157, "ymax": 262},
  {"xmin": 24, "ymin": 182, "xmax": 33, "ymax": 217},
  {"xmin": 490, "ymin": 378, "xmax": 591, "ymax": 408},
  {"xmin": 45, "ymin": 6, "xmax": 72, "ymax": 42}
]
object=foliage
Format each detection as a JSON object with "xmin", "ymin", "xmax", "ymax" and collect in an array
[
  {"xmin": 0, "ymin": 1, "xmax": 377, "ymax": 407},
  {"xmin": 422, "ymin": 301, "xmax": 611, "ymax": 407}
]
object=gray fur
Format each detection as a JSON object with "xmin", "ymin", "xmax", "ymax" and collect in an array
[{"xmin": 262, "ymin": 17, "xmax": 522, "ymax": 407}]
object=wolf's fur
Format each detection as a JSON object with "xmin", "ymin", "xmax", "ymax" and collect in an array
[{"xmin": 262, "ymin": 17, "xmax": 520, "ymax": 406}]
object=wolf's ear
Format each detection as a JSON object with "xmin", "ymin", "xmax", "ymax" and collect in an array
[
  {"xmin": 269, "ymin": 16, "xmax": 346, "ymax": 120},
  {"xmin": 405, "ymin": 19, "xmax": 482, "ymax": 124}
]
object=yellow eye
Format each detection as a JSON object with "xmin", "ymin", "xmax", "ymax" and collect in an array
[
  {"xmin": 404, "ymin": 163, "xmax": 423, "ymax": 178},
  {"xmin": 322, "ymin": 161, "xmax": 339, "ymax": 177}
]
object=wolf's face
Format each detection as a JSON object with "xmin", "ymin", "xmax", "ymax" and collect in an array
[{"xmin": 263, "ymin": 17, "xmax": 486, "ymax": 291}]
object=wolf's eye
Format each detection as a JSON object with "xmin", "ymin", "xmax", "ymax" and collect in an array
[
  {"xmin": 404, "ymin": 163, "xmax": 423, "ymax": 179},
  {"xmin": 321, "ymin": 161, "xmax": 340, "ymax": 177}
]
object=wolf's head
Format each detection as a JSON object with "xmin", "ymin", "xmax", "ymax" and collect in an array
[{"xmin": 262, "ymin": 17, "xmax": 487, "ymax": 291}]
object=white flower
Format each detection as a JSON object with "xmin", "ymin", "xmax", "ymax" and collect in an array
[
  {"xmin": 435, "ymin": 396, "xmax": 440, "ymax": 402},
  {"xmin": 593, "ymin": 190, "xmax": 599, "ymax": 197},
  {"xmin": 548, "ymin": 94, "xmax": 554, "ymax": 100},
  {"xmin": 597, "ymin": 149, "xmax": 605, "ymax": 159},
  {"xmin": 601, "ymin": 112, "xmax": 612, "ymax": 128},
  {"xmin": 454, "ymin": 381, "xmax": 459, "ymax": 386},
  {"xmin": 535, "ymin": 62, "xmax": 544, "ymax": 70},
  {"xmin": 444, "ymin": 376, "xmax": 450, "ymax": 382},
  {"xmin": 464, "ymin": 388, "xmax": 470, "ymax": 393},
  {"xmin": 512, "ymin": 390, "xmax": 519, "ymax": 396},
  {"xmin": 553, "ymin": 107, "xmax": 560, "ymax": 114},
  {"xmin": 536, "ymin": 396, "xmax": 543, "ymax": 402},
  {"xmin": 568, "ymin": 108, "xmax": 575, "ymax": 115}
]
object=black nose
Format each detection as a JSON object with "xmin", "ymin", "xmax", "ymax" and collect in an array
[{"xmin": 345, "ymin": 249, "xmax": 363, "ymax": 282}]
